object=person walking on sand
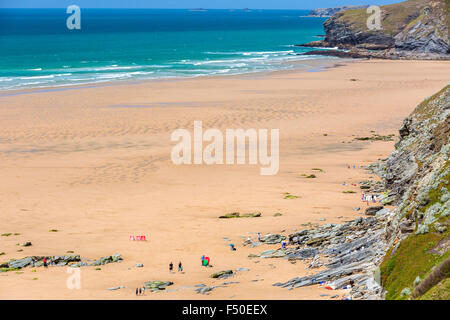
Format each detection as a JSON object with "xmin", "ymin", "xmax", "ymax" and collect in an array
[
  {"xmin": 169, "ymin": 261, "xmax": 173, "ymax": 272},
  {"xmin": 258, "ymin": 233, "xmax": 261, "ymax": 242},
  {"xmin": 136, "ymin": 288, "xmax": 138, "ymax": 296},
  {"xmin": 139, "ymin": 287, "xmax": 142, "ymax": 295},
  {"xmin": 178, "ymin": 261, "xmax": 183, "ymax": 272},
  {"xmin": 43, "ymin": 257, "xmax": 48, "ymax": 268}
]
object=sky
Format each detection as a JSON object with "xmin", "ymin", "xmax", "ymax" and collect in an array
[{"xmin": 0, "ymin": 0, "xmax": 403, "ymax": 9}]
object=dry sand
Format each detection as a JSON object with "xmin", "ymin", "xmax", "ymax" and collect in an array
[{"xmin": 0, "ymin": 59, "xmax": 449, "ymax": 299}]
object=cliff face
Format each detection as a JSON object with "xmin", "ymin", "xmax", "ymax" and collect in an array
[
  {"xmin": 374, "ymin": 86, "xmax": 449, "ymax": 299},
  {"xmin": 305, "ymin": 0, "xmax": 449, "ymax": 59},
  {"xmin": 394, "ymin": 1, "xmax": 450, "ymax": 53}
]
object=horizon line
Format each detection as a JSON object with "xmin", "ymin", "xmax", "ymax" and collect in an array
[{"xmin": 0, "ymin": 7, "xmax": 317, "ymax": 10}]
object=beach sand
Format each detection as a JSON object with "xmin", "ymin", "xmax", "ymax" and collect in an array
[{"xmin": 0, "ymin": 59, "xmax": 449, "ymax": 299}]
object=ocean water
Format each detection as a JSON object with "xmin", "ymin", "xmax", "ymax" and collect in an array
[{"xmin": 0, "ymin": 9, "xmax": 328, "ymax": 91}]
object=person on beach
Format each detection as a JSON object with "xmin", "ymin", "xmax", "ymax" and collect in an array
[
  {"xmin": 258, "ymin": 233, "xmax": 261, "ymax": 242},
  {"xmin": 43, "ymin": 257, "xmax": 48, "ymax": 268},
  {"xmin": 139, "ymin": 287, "xmax": 142, "ymax": 295},
  {"xmin": 178, "ymin": 261, "xmax": 183, "ymax": 272},
  {"xmin": 136, "ymin": 288, "xmax": 138, "ymax": 296},
  {"xmin": 230, "ymin": 243, "xmax": 236, "ymax": 251},
  {"xmin": 169, "ymin": 261, "xmax": 173, "ymax": 272}
]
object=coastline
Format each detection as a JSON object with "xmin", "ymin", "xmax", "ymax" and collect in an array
[
  {"xmin": 0, "ymin": 58, "xmax": 449, "ymax": 299},
  {"xmin": 0, "ymin": 56, "xmax": 345, "ymax": 97}
]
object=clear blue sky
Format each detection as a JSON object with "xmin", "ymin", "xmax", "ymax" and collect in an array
[{"xmin": 0, "ymin": 0, "xmax": 402, "ymax": 9}]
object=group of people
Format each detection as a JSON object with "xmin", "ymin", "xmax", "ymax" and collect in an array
[
  {"xmin": 169, "ymin": 261, "xmax": 183, "ymax": 272},
  {"xmin": 362, "ymin": 193, "xmax": 378, "ymax": 204},
  {"xmin": 135, "ymin": 287, "xmax": 145, "ymax": 296}
]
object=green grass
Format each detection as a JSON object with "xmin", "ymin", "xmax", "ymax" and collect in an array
[
  {"xmin": 417, "ymin": 278, "xmax": 450, "ymax": 300},
  {"xmin": 380, "ymin": 229, "xmax": 450, "ymax": 300},
  {"xmin": 415, "ymin": 86, "xmax": 449, "ymax": 122},
  {"xmin": 342, "ymin": 190, "xmax": 356, "ymax": 194},
  {"xmin": 283, "ymin": 193, "xmax": 300, "ymax": 199},
  {"xmin": 1, "ymin": 233, "xmax": 12, "ymax": 237},
  {"xmin": 306, "ymin": 174, "xmax": 317, "ymax": 179},
  {"xmin": 0, "ymin": 267, "xmax": 20, "ymax": 272}
]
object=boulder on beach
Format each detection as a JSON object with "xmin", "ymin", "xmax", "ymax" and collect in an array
[
  {"xmin": 365, "ymin": 206, "xmax": 384, "ymax": 216},
  {"xmin": 210, "ymin": 270, "xmax": 233, "ymax": 279},
  {"xmin": 144, "ymin": 280, "xmax": 174, "ymax": 292}
]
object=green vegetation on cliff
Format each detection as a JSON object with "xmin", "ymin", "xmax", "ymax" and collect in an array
[
  {"xmin": 336, "ymin": 0, "xmax": 428, "ymax": 35},
  {"xmin": 380, "ymin": 229, "xmax": 449, "ymax": 299},
  {"xmin": 379, "ymin": 85, "xmax": 449, "ymax": 300}
]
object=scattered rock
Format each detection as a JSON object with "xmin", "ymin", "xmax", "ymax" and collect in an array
[
  {"xmin": 210, "ymin": 270, "xmax": 233, "ymax": 279},
  {"xmin": 108, "ymin": 286, "xmax": 125, "ymax": 290},
  {"xmin": 195, "ymin": 286, "xmax": 214, "ymax": 294},
  {"xmin": 91, "ymin": 254, "xmax": 123, "ymax": 266},
  {"xmin": 260, "ymin": 233, "xmax": 286, "ymax": 244},
  {"xmin": 144, "ymin": 281, "xmax": 174, "ymax": 292},
  {"xmin": 219, "ymin": 212, "xmax": 261, "ymax": 219}
]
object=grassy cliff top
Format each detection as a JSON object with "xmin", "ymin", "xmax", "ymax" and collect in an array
[{"xmin": 336, "ymin": 0, "xmax": 429, "ymax": 35}]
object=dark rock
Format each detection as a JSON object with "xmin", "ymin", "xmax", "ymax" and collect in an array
[
  {"xmin": 260, "ymin": 233, "xmax": 286, "ymax": 244},
  {"xmin": 365, "ymin": 206, "xmax": 384, "ymax": 216},
  {"xmin": 90, "ymin": 254, "xmax": 123, "ymax": 266}
]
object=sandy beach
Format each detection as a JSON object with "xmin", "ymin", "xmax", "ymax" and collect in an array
[{"xmin": 0, "ymin": 58, "xmax": 449, "ymax": 299}]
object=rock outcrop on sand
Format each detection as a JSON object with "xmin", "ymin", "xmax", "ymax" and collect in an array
[
  {"xmin": 143, "ymin": 281, "xmax": 174, "ymax": 292},
  {"xmin": 273, "ymin": 215, "xmax": 389, "ymax": 299},
  {"xmin": 273, "ymin": 85, "xmax": 449, "ymax": 299},
  {"xmin": 0, "ymin": 254, "xmax": 123, "ymax": 271},
  {"xmin": 299, "ymin": 0, "xmax": 449, "ymax": 60},
  {"xmin": 219, "ymin": 212, "xmax": 261, "ymax": 219}
]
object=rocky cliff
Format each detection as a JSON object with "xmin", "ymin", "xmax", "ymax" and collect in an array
[
  {"xmin": 299, "ymin": 0, "xmax": 449, "ymax": 60},
  {"xmin": 272, "ymin": 86, "xmax": 449, "ymax": 299},
  {"xmin": 308, "ymin": 5, "xmax": 369, "ymax": 17},
  {"xmin": 374, "ymin": 85, "xmax": 449, "ymax": 299}
]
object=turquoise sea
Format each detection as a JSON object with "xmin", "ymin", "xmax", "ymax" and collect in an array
[{"xmin": 0, "ymin": 9, "xmax": 329, "ymax": 91}]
